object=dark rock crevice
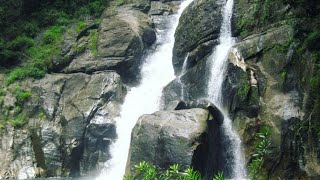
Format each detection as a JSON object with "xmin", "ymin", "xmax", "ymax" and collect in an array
[
  {"xmin": 51, "ymin": 80, "xmax": 65, "ymax": 122},
  {"xmin": 68, "ymin": 142, "xmax": 84, "ymax": 177},
  {"xmin": 30, "ymin": 131, "xmax": 47, "ymax": 173},
  {"xmin": 192, "ymin": 117, "xmax": 227, "ymax": 180}
]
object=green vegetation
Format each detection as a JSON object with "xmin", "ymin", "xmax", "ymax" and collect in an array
[
  {"xmin": 125, "ymin": 161, "xmax": 225, "ymax": 180},
  {"xmin": 212, "ymin": 172, "xmax": 224, "ymax": 180},
  {"xmin": 261, "ymin": 0, "xmax": 271, "ymax": 24},
  {"xmin": 125, "ymin": 161, "xmax": 203, "ymax": 180},
  {"xmin": 302, "ymin": 31, "xmax": 320, "ymax": 52},
  {"xmin": 0, "ymin": 0, "xmax": 132, "ymax": 131},
  {"xmin": 3, "ymin": 24, "xmax": 65, "ymax": 85},
  {"xmin": 9, "ymin": 113, "xmax": 28, "ymax": 128},
  {"xmin": 0, "ymin": 0, "xmax": 112, "ymax": 85},
  {"xmin": 38, "ymin": 111, "xmax": 47, "ymax": 120},
  {"xmin": 12, "ymin": 86, "xmax": 32, "ymax": 105},
  {"xmin": 0, "ymin": 86, "xmax": 32, "ymax": 130},
  {"xmin": 89, "ymin": 30, "xmax": 99, "ymax": 56},
  {"xmin": 235, "ymin": 0, "xmax": 289, "ymax": 38},
  {"xmin": 248, "ymin": 126, "xmax": 271, "ymax": 180},
  {"xmin": 237, "ymin": 72, "xmax": 250, "ymax": 102},
  {"xmin": 5, "ymin": 67, "xmax": 46, "ymax": 85},
  {"xmin": 281, "ymin": 70, "xmax": 287, "ymax": 80},
  {"xmin": 76, "ymin": 21, "xmax": 88, "ymax": 33}
]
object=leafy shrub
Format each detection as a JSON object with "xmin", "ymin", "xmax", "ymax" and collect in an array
[
  {"xmin": 213, "ymin": 172, "xmax": 224, "ymax": 180},
  {"xmin": 75, "ymin": 1, "xmax": 106, "ymax": 18},
  {"xmin": 248, "ymin": 126, "xmax": 271, "ymax": 179},
  {"xmin": 2, "ymin": 0, "xmax": 108, "ymax": 84},
  {"xmin": 76, "ymin": 6, "xmax": 91, "ymax": 19},
  {"xmin": 8, "ymin": 36, "xmax": 35, "ymax": 51},
  {"xmin": 36, "ymin": 9, "xmax": 68, "ymax": 26},
  {"xmin": 56, "ymin": 15, "xmax": 71, "ymax": 26},
  {"xmin": 12, "ymin": 86, "xmax": 32, "ymax": 105},
  {"xmin": 9, "ymin": 113, "xmax": 28, "ymax": 128},
  {"xmin": 76, "ymin": 21, "xmax": 87, "ymax": 32},
  {"xmin": 303, "ymin": 31, "xmax": 320, "ymax": 51},
  {"xmin": 16, "ymin": 20, "xmax": 40, "ymax": 37},
  {"xmin": 89, "ymin": 30, "xmax": 98, "ymax": 56},
  {"xmin": 4, "ymin": 25, "xmax": 63, "ymax": 85},
  {"xmin": 237, "ymin": 72, "xmax": 250, "ymax": 101},
  {"xmin": 88, "ymin": 1, "xmax": 105, "ymax": 16},
  {"xmin": 13, "ymin": 106, "xmax": 22, "ymax": 116},
  {"xmin": 42, "ymin": 26, "xmax": 65, "ymax": 44},
  {"xmin": 125, "ymin": 161, "xmax": 204, "ymax": 180},
  {"xmin": 5, "ymin": 67, "xmax": 45, "ymax": 85}
]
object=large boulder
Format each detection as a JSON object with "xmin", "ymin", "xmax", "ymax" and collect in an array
[
  {"xmin": 129, "ymin": 107, "xmax": 228, "ymax": 179},
  {"xmin": 173, "ymin": 0, "xmax": 224, "ymax": 75},
  {"xmin": 130, "ymin": 109, "xmax": 209, "ymax": 170},
  {"xmin": 61, "ymin": 5, "xmax": 156, "ymax": 85},
  {"xmin": 96, "ymin": 6, "xmax": 156, "ymax": 84}
]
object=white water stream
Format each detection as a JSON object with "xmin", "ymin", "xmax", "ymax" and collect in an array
[
  {"xmin": 96, "ymin": 0, "xmax": 194, "ymax": 179},
  {"xmin": 207, "ymin": 0, "xmax": 247, "ymax": 178},
  {"xmin": 179, "ymin": 53, "xmax": 189, "ymax": 101}
]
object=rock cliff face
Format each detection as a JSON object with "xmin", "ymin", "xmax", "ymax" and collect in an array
[
  {"xmin": 162, "ymin": 0, "xmax": 224, "ymax": 106},
  {"xmin": 0, "ymin": 0, "xmax": 156, "ymax": 178},
  {"xmin": 162, "ymin": 0, "xmax": 320, "ymax": 179},
  {"xmin": 0, "ymin": 0, "xmax": 319, "ymax": 179},
  {"xmin": 60, "ymin": 5, "xmax": 156, "ymax": 85},
  {"xmin": 0, "ymin": 71, "xmax": 125, "ymax": 178},
  {"xmin": 224, "ymin": 0, "xmax": 320, "ymax": 178}
]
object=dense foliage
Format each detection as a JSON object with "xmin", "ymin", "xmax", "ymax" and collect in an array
[
  {"xmin": 0, "ymin": 0, "xmax": 110, "ymax": 83},
  {"xmin": 248, "ymin": 126, "xmax": 272, "ymax": 179},
  {"xmin": 125, "ymin": 161, "xmax": 225, "ymax": 180}
]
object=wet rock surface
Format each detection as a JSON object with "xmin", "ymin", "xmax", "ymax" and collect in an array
[
  {"xmin": 173, "ymin": 0, "xmax": 224, "ymax": 75},
  {"xmin": 129, "ymin": 106, "xmax": 227, "ymax": 179},
  {"xmin": 0, "ymin": 71, "xmax": 125, "ymax": 178}
]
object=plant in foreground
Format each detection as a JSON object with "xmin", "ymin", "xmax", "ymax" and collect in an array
[
  {"xmin": 248, "ymin": 126, "xmax": 272, "ymax": 179},
  {"xmin": 125, "ymin": 161, "xmax": 224, "ymax": 180}
]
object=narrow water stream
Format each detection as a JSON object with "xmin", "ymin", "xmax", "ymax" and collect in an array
[
  {"xmin": 207, "ymin": 0, "xmax": 247, "ymax": 178},
  {"xmin": 96, "ymin": 0, "xmax": 194, "ymax": 179},
  {"xmin": 179, "ymin": 53, "xmax": 189, "ymax": 101}
]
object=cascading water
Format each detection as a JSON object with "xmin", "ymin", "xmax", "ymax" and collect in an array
[
  {"xmin": 207, "ymin": 0, "xmax": 247, "ymax": 178},
  {"xmin": 96, "ymin": 0, "xmax": 193, "ymax": 179},
  {"xmin": 179, "ymin": 53, "xmax": 189, "ymax": 101}
]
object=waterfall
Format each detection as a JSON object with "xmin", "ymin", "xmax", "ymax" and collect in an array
[
  {"xmin": 207, "ymin": 0, "xmax": 247, "ymax": 178},
  {"xmin": 179, "ymin": 53, "xmax": 189, "ymax": 101},
  {"xmin": 96, "ymin": 0, "xmax": 193, "ymax": 179}
]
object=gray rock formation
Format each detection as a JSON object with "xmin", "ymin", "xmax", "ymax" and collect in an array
[
  {"xmin": 129, "ymin": 109, "xmax": 209, "ymax": 170},
  {"xmin": 149, "ymin": 1, "xmax": 180, "ymax": 15},
  {"xmin": 0, "ymin": 71, "xmax": 125, "ymax": 178},
  {"xmin": 173, "ymin": 0, "xmax": 224, "ymax": 75},
  {"xmin": 0, "ymin": 1, "xmax": 159, "ymax": 178},
  {"xmin": 161, "ymin": 0, "xmax": 224, "ymax": 107},
  {"xmin": 220, "ymin": 0, "xmax": 320, "ymax": 177},
  {"xmin": 161, "ymin": 59, "xmax": 210, "ymax": 107},
  {"xmin": 62, "ymin": 5, "xmax": 156, "ymax": 85},
  {"xmin": 129, "ymin": 107, "xmax": 227, "ymax": 179}
]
